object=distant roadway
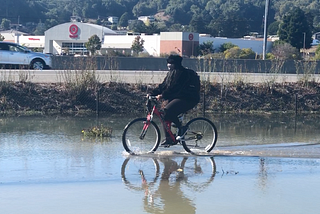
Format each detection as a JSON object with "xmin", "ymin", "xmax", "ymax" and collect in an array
[{"xmin": 1, "ymin": 69, "xmax": 320, "ymax": 84}]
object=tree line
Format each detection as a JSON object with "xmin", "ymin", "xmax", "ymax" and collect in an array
[
  {"xmin": 1, "ymin": 0, "xmax": 320, "ymax": 37},
  {"xmin": 1, "ymin": 0, "xmax": 320, "ymax": 60}
]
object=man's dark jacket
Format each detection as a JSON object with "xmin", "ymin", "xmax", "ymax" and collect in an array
[{"xmin": 151, "ymin": 66, "xmax": 200, "ymax": 103}]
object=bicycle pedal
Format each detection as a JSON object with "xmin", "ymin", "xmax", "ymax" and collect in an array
[
  {"xmin": 176, "ymin": 135, "xmax": 187, "ymax": 141},
  {"xmin": 176, "ymin": 136, "xmax": 183, "ymax": 141},
  {"xmin": 160, "ymin": 144, "xmax": 171, "ymax": 148},
  {"xmin": 160, "ymin": 141, "xmax": 177, "ymax": 148}
]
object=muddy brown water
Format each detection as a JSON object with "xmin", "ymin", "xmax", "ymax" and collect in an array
[{"xmin": 0, "ymin": 114, "xmax": 319, "ymax": 214}]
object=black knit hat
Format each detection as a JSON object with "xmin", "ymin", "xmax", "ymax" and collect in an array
[{"xmin": 167, "ymin": 55, "xmax": 183, "ymax": 65}]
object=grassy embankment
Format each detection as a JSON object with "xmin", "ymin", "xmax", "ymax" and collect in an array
[{"xmin": 0, "ymin": 58, "xmax": 320, "ymax": 117}]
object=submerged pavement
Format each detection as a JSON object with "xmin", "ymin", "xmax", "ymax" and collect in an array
[{"xmin": 213, "ymin": 142, "xmax": 320, "ymax": 159}]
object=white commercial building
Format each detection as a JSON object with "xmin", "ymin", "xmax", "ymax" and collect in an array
[
  {"xmin": 102, "ymin": 33, "xmax": 161, "ymax": 56},
  {"xmin": 0, "ymin": 30, "xmax": 29, "ymax": 43},
  {"xmin": 3, "ymin": 22, "xmax": 273, "ymax": 56},
  {"xmin": 200, "ymin": 35, "xmax": 273, "ymax": 54},
  {"xmin": 44, "ymin": 22, "xmax": 117, "ymax": 55},
  {"xmin": 18, "ymin": 35, "xmax": 45, "ymax": 49}
]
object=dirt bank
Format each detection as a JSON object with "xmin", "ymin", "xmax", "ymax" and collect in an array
[{"xmin": 0, "ymin": 81, "xmax": 320, "ymax": 116}]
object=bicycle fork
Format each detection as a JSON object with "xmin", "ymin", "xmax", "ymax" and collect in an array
[{"xmin": 139, "ymin": 114, "xmax": 153, "ymax": 140}]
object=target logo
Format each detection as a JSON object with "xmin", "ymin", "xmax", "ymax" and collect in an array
[
  {"xmin": 188, "ymin": 33, "xmax": 194, "ymax": 41},
  {"xmin": 69, "ymin": 24, "xmax": 79, "ymax": 38}
]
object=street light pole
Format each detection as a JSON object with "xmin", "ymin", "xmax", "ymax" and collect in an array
[
  {"xmin": 263, "ymin": 0, "xmax": 270, "ymax": 60},
  {"xmin": 303, "ymin": 32, "xmax": 306, "ymax": 59}
]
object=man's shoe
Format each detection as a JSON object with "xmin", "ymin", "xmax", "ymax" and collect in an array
[
  {"xmin": 160, "ymin": 139, "xmax": 177, "ymax": 147},
  {"xmin": 176, "ymin": 126, "xmax": 188, "ymax": 141}
]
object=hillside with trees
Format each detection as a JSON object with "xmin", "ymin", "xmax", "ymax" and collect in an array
[
  {"xmin": 1, "ymin": 0, "xmax": 320, "ymax": 37},
  {"xmin": 1, "ymin": 0, "xmax": 320, "ymax": 59}
]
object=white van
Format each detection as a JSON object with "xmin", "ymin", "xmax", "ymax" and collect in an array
[{"xmin": 311, "ymin": 39, "xmax": 320, "ymax": 46}]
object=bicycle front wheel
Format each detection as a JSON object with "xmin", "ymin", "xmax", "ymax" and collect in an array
[
  {"xmin": 122, "ymin": 118, "xmax": 161, "ymax": 155},
  {"xmin": 121, "ymin": 157, "xmax": 160, "ymax": 191},
  {"xmin": 182, "ymin": 117, "xmax": 218, "ymax": 153}
]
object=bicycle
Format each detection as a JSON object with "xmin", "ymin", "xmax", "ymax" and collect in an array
[
  {"xmin": 121, "ymin": 156, "xmax": 216, "ymax": 193},
  {"xmin": 121, "ymin": 156, "xmax": 216, "ymax": 212},
  {"xmin": 122, "ymin": 96, "xmax": 218, "ymax": 155}
]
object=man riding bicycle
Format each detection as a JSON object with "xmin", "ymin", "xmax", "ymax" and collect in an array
[{"xmin": 148, "ymin": 54, "xmax": 200, "ymax": 146}]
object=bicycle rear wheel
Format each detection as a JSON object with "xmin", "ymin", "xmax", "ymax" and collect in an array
[
  {"xmin": 122, "ymin": 118, "xmax": 161, "ymax": 155},
  {"xmin": 180, "ymin": 157, "xmax": 216, "ymax": 191},
  {"xmin": 181, "ymin": 117, "xmax": 218, "ymax": 153}
]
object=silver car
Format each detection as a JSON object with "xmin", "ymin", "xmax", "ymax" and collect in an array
[{"xmin": 0, "ymin": 41, "xmax": 52, "ymax": 70}]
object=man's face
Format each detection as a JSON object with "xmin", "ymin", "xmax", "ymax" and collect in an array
[{"xmin": 167, "ymin": 63, "xmax": 175, "ymax": 71}]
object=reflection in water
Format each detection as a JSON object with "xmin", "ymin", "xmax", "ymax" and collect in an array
[
  {"xmin": 121, "ymin": 156, "xmax": 216, "ymax": 214},
  {"xmin": 1, "ymin": 116, "xmax": 320, "ymax": 214},
  {"xmin": 258, "ymin": 158, "xmax": 269, "ymax": 190}
]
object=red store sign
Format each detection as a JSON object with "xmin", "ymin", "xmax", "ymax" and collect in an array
[
  {"xmin": 28, "ymin": 38, "xmax": 40, "ymax": 41},
  {"xmin": 188, "ymin": 33, "xmax": 194, "ymax": 41},
  {"xmin": 69, "ymin": 24, "xmax": 79, "ymax": 38}
]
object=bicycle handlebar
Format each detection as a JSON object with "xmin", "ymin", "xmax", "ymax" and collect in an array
[
  {"xmin": 148, "ymin": 95, "xmax": 157, "ymax": 100},
  {"xmin": 146, "ymin": 95, "xmax": 159, "ymax": 111}
]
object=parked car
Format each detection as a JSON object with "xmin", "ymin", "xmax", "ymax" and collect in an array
[
  {"xmin": 311, "ymin": 39, "xmax": 320, "ymax": 46},
  {"xmin": 0, "ymin": 41, "xmax": 52, "ymax": 70}
]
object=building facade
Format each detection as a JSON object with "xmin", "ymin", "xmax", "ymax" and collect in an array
[
  {"xmin": 3, "ymin": 22, "xmax": 274, "ymax": 56},
  {"xmin": 160, "ymin": 32, "xmax": 199, "ymax": 57},
  {"xmin": 102, "ymin": 33, "xmax": 160, "ymax": 56},
  {"xmin": 0, "ymin": 30, "xmax": 29, "ymax": 43},
  {"xmin": 200, "ymin": 36, "xmax": 273, "ymax": 54},
  {"xmin": 44, "ymin": 22, "xmax": 116, "ymax": 55}
]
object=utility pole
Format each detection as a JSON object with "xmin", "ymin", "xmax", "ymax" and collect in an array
[
  {"xmin": 303, "ymin": 32, "xmax": 306, "ymax": 59},
  {"xmin": 262, "ymin": 0, "xmax": 270, "ymax": 60},
  {"xmin": 5, "ymin": 0, "xmax": 9, "ymax": 19},
  {"xmin": 17, "ymin": 16, "xmax": 20, "ymax": 30}
]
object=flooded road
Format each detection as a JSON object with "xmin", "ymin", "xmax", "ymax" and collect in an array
[{"xmin": 0, "ymin": 114, "xmax": 319, "ymax": 214}]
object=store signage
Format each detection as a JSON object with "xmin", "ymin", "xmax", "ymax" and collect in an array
[
  {"xmin": 69, "ymin": 24, "xmax": 79, "ymax": 38},
  {"xmin": 28, "ymin": 38, "xmax": 40, "ymax": 41},
  {"xmin": 188, "ymin": 33, "xmax": 194, "ymax": 41}
]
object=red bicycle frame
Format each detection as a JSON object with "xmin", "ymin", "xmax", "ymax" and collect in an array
[{"xmin": 140, "ymin": 96, "xmax": 176, "ymax": 142}]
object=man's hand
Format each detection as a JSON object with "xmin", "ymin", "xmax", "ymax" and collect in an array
[
  {"xmin": 156, "ymin": 94, "xmax": 162, "ymax": 100},
  {"xmin": 146, "ymin": 94, "xmax": 162, "ymax": 100}
]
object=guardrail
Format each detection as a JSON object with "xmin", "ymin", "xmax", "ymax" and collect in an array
[{"xmin": 51, "ymin": 56, "xmax": 320, "ymax": 74}]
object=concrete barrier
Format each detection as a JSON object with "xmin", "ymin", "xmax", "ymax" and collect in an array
[{"xmin": 2, "ymin": 69, "xmax": 320, "ymax": 84}]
